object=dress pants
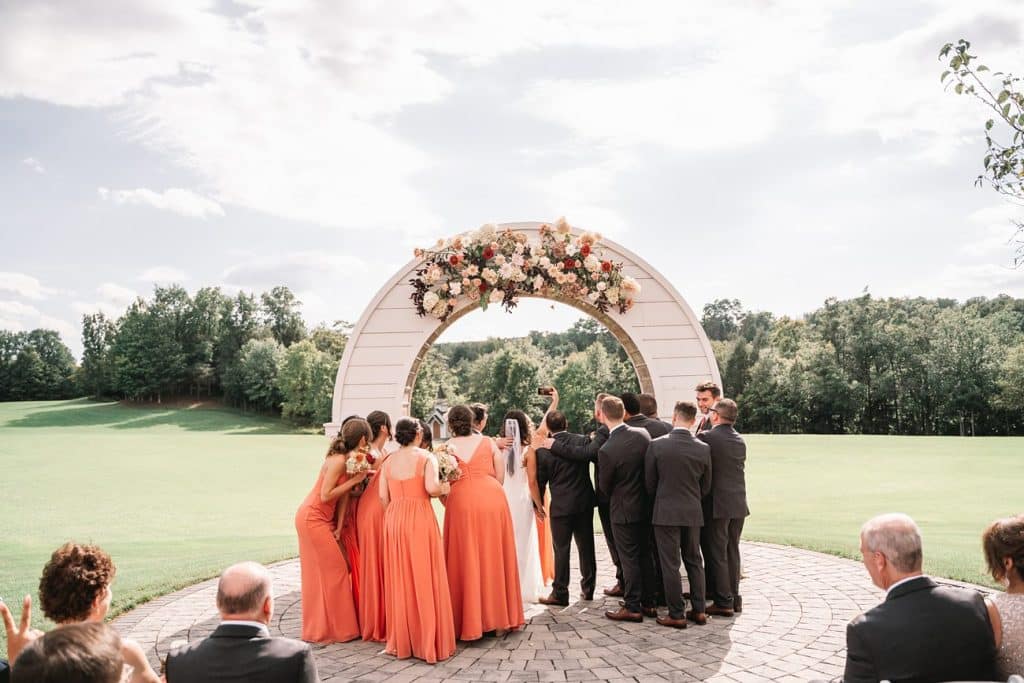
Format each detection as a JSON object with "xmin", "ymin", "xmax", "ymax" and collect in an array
[
  {"xmin": 654, "ymin": 525, "xmax": 705, "ymax": 618},
  {"xmin": 699, "ymin": 499, "xmax": 716, "ymax": 602},
  {"xmin": 597, "ymin": 499, "xmax": 623, "ymax": 587},
  {"xmin": 611, "ymin": 521, "xmax": 656, "ymax": 613},
  {"xmin": 550, "ymin": 511, "xmax": 597, "ymax": 600},
  {"xmin": 707, "ymin": 517, "xmax": 745, "ymax": 608}
]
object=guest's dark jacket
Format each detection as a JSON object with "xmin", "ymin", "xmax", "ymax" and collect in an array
[
  {"xmin": 597, "ymin": 424, "xmax": 652, "ymax": 524},
  {"xmin": 842, "ymin": 576, "xmax": 996, "ymax": 683},
  {"xmin": 698, "ymin": 424, "xmax": 749, "ymax": 520},
  {"xmin": 166, "ymin": 623, "xmax": 319, "ymax": 683},
  {"xmin": 644, "ymin": 429, "xmax": 711, "ymax": 527},
  {"xmin": 537, "ymin": 431, "xmax": 597, "ymax": 517},
  {"xmin": 627, "ymin": 414, "xmax": 670, "ymax": 438},
  {"xmin": 549, "ymin": 424, "xmax": 609, "ymax": 500}
]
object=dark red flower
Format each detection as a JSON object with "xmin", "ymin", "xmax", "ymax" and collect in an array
[
  {"xmin": 449, "ymin": 254, "xmax": 460, "ymax": 266},
  {"xmin": 365, "ymin": 453, "xmax": 377, "ymax": 465},
  {"xmin": 580, "ymin": 244, "xmax": 591, "ymax": 257},
  {"xmin": 601, "ymin": 260, "xmax": 612, "ymax": 272},
  {"xmin": 563, "ymin": 257, "xmax": 576, "ymax": 269},
  {"xmin": 479, "ymin": 283, "xmax": 488, "ymax": 293},
  {"xmin": 482, "ymin": 247, "xmax": 495, "ymax": 260}
]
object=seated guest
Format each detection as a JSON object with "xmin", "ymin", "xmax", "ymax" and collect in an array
[
  {"xmin": 11, "ymin": 622, "xmax": 124, "ymax": 683},
  {"xmin": 165, "ymin": 562, "xmax": 319, "ymax": 683},
  {"xmin": 1, "ymin": 596, "xmax": 44, "ymax": 672},
  {"xmin": 982, "ymin": 513, "xmax": 1024, "ymax": 678},
  {"xmin": 37, "ymin": 543, "xmax": 160, "ymax": 683},
  {"xmin": 842, "ymin": 513, "xmax": 996, "ymax": 682}
]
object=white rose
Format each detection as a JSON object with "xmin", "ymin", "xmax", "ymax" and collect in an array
[
  {"xmin": 532, "ymin": 274, "xmax": 545, "ymax": 290},
  {"xmin": 597, "ymin": 281, "xmax": 607, "ymax": 291},
  {"xmin": 482, "ymin": 268, "xmax": 499, "ymax": 284},
  {"xmin": 585, "ymin": 255, "xmax": 601, "ymax": 272},
  {"xmin": 422, "ymin": 291, "xmax": 440, "ymax": 311},
  {"xmin": 499, "ymin": 263, "xmax": 515, "ymax": 279},
  {"xmin": 432, "ymin": 299, "xmax": 448, "ymax": 318},
  {"xmin": 494, "ymin": 253, "xmax": 507, "ymax": 266},
  {"xmin": 449, "ymin": 282, "xmax": 462, "ymax": 296},
  {"xmin": 621, "ymin": 276, "xmax": 641, "ymax": 295},
  {"xmin": 489, "ymin": 288, "xmax": 503, "ymax": 303},
  {"xmin": 588, "ymin": 291, "xmax": 601, "ymax": 302}
]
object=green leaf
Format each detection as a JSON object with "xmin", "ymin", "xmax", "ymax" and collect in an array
[
  {"xmin": 955, "ymin": 83, "xmax": 964, "ymax": 95},
  {"xmin": 998, "ymin": 90, "xmax": 1010, "ymax": 104},
  {"xmin": 1003, "ymin": 103, "xmax": 1012, "ymax": 118},
  {"xmin": 940, "ymin": 70, "xmax": 951, "ymax": 82},
  {"xmin": 986, "ymin": 119, "xmax": 994, "ymax": 131},
  {"xmin": 977, "ymin": 65, "xmax": 989, "ymax": 72}
]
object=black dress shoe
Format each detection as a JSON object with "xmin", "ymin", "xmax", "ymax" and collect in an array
[
  {"xmin": 733, "ymin": 596, "xmax": 743, "ymax": 613},
  {"xmin": 538, "ymin": 593, "xmax": 569, "ymax": 607},
  {"xmin": 642, "ymin": 606, "xmax": 658, "ymax": 618},
  {"xmin": 604, "ymin": 607, "xmax": 643, "ymax": 622},
  {"xmin": 706, "ymin": 604, "xmax": 734, "ymax": 617},
  {"xmin": 603, "ymin": 583, "xmax": 624, "ymax": 597},
  {"xmin": 580, "ymin": 592, "xmax": 594, "ymax": 601},
  {"xmin": 656, "ymin": 615, "xmax": 687, "ymax": 629}
]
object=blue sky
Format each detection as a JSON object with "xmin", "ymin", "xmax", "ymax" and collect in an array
[{"xmin": 2, "ymin": 1, "xmax": 1022, "ymax": 358}]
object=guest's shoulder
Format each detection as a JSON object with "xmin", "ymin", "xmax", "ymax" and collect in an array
[{"xmin": 263, "ymin": 635, "xmax": 313, "ymax": 658}]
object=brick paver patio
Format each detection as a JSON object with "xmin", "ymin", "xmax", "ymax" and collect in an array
[{"xmin": 112, "ymin": 539, "xmax": 985, "ymax": 682}]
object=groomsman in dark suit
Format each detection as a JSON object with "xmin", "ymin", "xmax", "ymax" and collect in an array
[
  {"xmin": 693, "ymin": 382, "xmax": 720, "ymax": 435},
  {"xmin": 598, "ymin": 396, "xmax": 656, "ymax": 622},
  {"xmin": 638, "ymin": 393, "xmax": 673, "ymax": 435},
  {"xmin": 535, "ymin": 410, "xmax": 598, "ymax": 606},
  {"xmin": 644, "ymin": 401, "xmax": 712, "ymax": 628},
  {"xmin": 622, "ymin": 392, "xmax": 671, "ymax": 438},
  {"xmin": 542, "ymin": 392, "xmax": 623, "ymax": 596},
  {"xmin": 699, "ymin": 399, "xmax": 749, "ymax": 616}
]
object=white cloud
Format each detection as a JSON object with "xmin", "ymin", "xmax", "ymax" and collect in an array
[
  {"xmin": 0, "ymin": 299, "xmax": 77, "ymax": 341},
  {"xmin": 931, "ymin": 262, "xmax": 1024, "ymax": 297},
  {"xmin": 21, "ymin": 157, "xmax": 45, "ymax": 174},
  {"xmin": 72, "ymin": 282, "xmax": 140, "ymax": 319},
  {"xmin": 139, "ymin": 266, "xmax": 189, "ymax": 283},
  {"xmin": 0, "ymin": 272, "xmax": 57, "ymax": 300},
  {"xmin": 98, "ymin": 187, "xmax": 224, "ymax": 219},
  {"xmin": 97, "ymin": 282, "xmax": 139, "ymax": 307},
  {"xmin": 962, "ymin": 203, "xmax": 1023, "ymax": 258},
  {"xmin": 222, "ymin": 251, "xmax": 367, "ymax": 291}
]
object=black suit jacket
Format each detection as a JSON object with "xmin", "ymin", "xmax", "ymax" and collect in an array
[
  {"xmin": 166, "ymin": 624, "xmax": 319, "ymax": 683},
  {"xmin": 842, "ymin": 576, "xmax": 996, "ymax": 683},
  {"xmin": 597, "ymin": 425, "xmax": 652, "ymax": 524},
  {"xmin": 644, "ymin": 429, "xmax": 711, "ymax": 527},
  {"xmin": 626, "ymin": 414, "xmax": 670, "ymax": 439},
  {"xmin": 549, "ymin": 424, "xmax": 609, "ymax": 500},
  {"xmin": 698, "ymin": 424, "xmax": 749, "ymax": 520},
  {"xmin": 537, "ymin": 432, "xmax": 597, "ymax": 517}
]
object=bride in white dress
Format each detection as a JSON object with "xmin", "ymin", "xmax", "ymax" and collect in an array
[{"xmin": 499, "ymin": 411, "xmax": 547, "ymax": 603}]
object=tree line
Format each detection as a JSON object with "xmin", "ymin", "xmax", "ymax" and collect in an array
[{"xmin": 2, "ymin": 288, "xmax": 1023, "ymax": 435}]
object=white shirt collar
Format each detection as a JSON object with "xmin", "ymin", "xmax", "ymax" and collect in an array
[
  {"xmin": 220, "ymin": 620, "xmax": 270, "ymax": 635},
  {"xmin": 886, "ymin": 574, "xmax": 926, "ymax": 596}
]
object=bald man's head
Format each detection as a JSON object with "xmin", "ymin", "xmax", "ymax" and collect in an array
[{"xmin": 216, "ymin": 562, "xmax": 272, "ymax": 621}]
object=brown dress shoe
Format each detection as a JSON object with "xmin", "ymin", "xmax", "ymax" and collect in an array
[
  {"xmin": 603, "ymin": 583, "xmax": 624, "ymax": 597},
  {"xmin": 656, "ymin": 615, "xmax": 687, "ymax": 629},
  {"xmin": 604, "ymin": 607, "xmax": 643, "ymax": 622},
  {"xmin": 538, "ymin": 594, "xmax": 569, "ymax": 607},
  {"xmin": 705, "ymin": 605, "xmax": 734, "ymax": 617},
  {"xmin": 685, "ymin": 610, "xmax": 707, "ymax": 625}
]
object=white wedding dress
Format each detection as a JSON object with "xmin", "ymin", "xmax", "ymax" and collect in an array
[{"xmin": 501, "ymin": 438, "xmax": 546, "ymax": 603}]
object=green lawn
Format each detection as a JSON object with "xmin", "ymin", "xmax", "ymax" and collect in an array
[{"xmin": 1, "ymin": 400, "xmax": 1020, "ymax": 650}]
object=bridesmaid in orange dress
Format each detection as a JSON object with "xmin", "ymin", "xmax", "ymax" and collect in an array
[
  {"xmin": 379, "ymin": 418, "xmax": 456, "ymax": 663},
  {"xmin": 355, "ymin": 410, "xmax": 393, "ymax": 642},
  {"xmin": 294, "ymin": 418, "xmax": 372, "ymax": 643},
  {"xmin": 443, "ymin": 405, "xmax": 525, "ymax": 640}
]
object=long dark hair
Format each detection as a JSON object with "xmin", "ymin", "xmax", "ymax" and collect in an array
[{"xmin": 499, "ymin": 410, "xmax": 532, "ymax": 446}]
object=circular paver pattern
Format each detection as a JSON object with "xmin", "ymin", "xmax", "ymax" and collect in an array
[{"xmin": 112, "ymin": 539, "xmax": 984, "ymax": 682}]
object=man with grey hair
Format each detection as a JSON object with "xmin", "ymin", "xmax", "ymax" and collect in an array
[
  {"xmin": 842, "ymin": 513, "xmax": 995, "ymax": 682},
  {"xmin": 165, "ymin": 562, "xmax": 319, "ymax": 683}
]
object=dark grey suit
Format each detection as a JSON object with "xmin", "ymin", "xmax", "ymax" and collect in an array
[
  {"xmin": 842, "ymin": 576, "xmax": 996, "ymax": 683},
  {"xmin": 549, "ymin": 424, "xmax": 621, "ymax": 586},
  {"xmin": 166, "ymin": 623, "xmax": 319, "ymax": 683},
  {"xmin": 698, "ymin": 424, "xmax": 749, "ymax": 609},
  {"xmin": 537, "ymin": 431, "xmax": 598, "ymax": 600},
  {"xmin": 598, "ymin": 424, "xmax": 655, "ymax": 612},
  {"xmin": 644, "ymin": 428, "xmax": 712, "ymax": 617}
]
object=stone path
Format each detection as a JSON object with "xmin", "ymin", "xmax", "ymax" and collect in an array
[{"xmin": 112, "ymin": 539, "xmax": 984, "ymax": 682}]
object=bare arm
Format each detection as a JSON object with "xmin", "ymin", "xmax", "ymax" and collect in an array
[
  {"xmin": 379, "ymin": 462, "xmax": 390, "ymax": 507},
  {"xmin": 525, "ymin": 447, "xmax": 545, "ymax": 518},
  {"xmin": 536, "ymin": 387, "xmax": 560, "ymax": 438},
  {"xmin": 986, "ymin": 596, "xmax": 1002, "ymax": 649},
  {"xmin": 491, "ymin": 439, "xmax": 505, "ymax": 485},
  {"xmin": 319, "ymin": 456, "xmax": 368, "ymax": 503},
  {"xmin": 423, "ymin": 456, "xmax": 450, "ymax": 497},
  {"xmin": 123, "ymin": 638, "xmax": 161, "ymax": 683}
]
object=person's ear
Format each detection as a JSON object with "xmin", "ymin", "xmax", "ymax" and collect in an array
[{"xmin": 263, "ymin": 594, "xmax": 273, "ymax": 620}]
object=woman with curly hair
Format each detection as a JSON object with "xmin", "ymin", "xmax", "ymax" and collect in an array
[
  {"xmin": 983, "ymin": 514, "xmax": 1024, "ymax": 678},
  {"xmin": 36, "ymin": 542, "xmax": 159, "ymax": 683}
]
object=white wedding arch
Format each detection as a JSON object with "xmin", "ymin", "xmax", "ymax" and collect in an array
[{"xmin": 326, "ymin": 221, "xmax": 721, "ymax": 437}]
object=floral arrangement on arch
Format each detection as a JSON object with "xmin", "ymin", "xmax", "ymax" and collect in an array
[{"xmin": 409, "ymin": 217, "xmax": 641, "ymax": 322}]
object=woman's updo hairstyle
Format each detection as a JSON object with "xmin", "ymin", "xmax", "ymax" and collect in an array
[
  {"xmin": 447, "ymin": 405, "xmax": 474, "ymax": 437},
  {"xmin": 982, "ymin": 514, "xmax": 1024, "ymax": 583},
  {"xmin": 329, "ymin": 418, "xmax": 371, "ymax": 455},
  {"xmin": 394, "ymin": 417, "xmax": 421, "ymax": 446}
]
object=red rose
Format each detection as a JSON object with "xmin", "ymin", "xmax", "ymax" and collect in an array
[
  {"xmin": 601, "ymin": 260, "xmax": 612, "ymax": 272},
  {"xmin": 449, "ymin": 254, "xmax": 460, "ymax": 266},
  {"xmin": 482, "ymin": 247, "xmax": 495, "ymax": 260},
  {"xmin": 581, "ymin": 244, "xmax": 591, "ymax": 257},
  {"xmin": 479, "ymin": 283, "xmax": 488, "ymax": 293},
  {"xmin": 564, "ymin": 257, "xmax": 576, "ymax": 269},
  {"xmin": 365, "ymin": 453, "xmax": 377, "ymax": 465}
]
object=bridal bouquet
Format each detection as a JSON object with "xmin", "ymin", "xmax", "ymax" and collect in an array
[
  {"xmin": 346, "ymin": 448, "xmax": 375, "ymax": 497},
  {"xmin": 433, "ymin": 444, "xmax": 463, "ymax": 483},
  {"xmin": 410, "ymin": 217, "xmax": 641, "ymax": 322}
]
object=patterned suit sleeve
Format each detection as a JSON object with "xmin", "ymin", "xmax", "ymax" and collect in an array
[{"xmin": 841, "ymin": 619, "xmax": 876, "ymax": 683}]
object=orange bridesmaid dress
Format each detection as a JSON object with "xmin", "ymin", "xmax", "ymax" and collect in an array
[
  {"xmin": 537, "ymin": 496, "xmax": 555, "ymax": 585},
  {"xmin": 382, "ymin": 454, "xmax": 456, "ymax": 663},
  {"xmin": 356, "ymin": 452, "xmax": 388, "ymax": 642},
  {"xmin": 444, "ymin": 437, "xmax": 525, "ymax": 640},
  {"xmin": 294, "ymin": 465, "xmax": 360, "ymax": 643}
]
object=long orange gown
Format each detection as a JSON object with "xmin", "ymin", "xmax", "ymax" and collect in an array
[
  {"xmin": 537, "ymin": 496, "xmax": 555, "ymax": 585},
  {"xmin": 294, "ymin": 463, "xmax": 360, "ymax": 643},
  {"xmin": 355, "ymin": 452, "xmax": 388, "ymax": 642},
  {"xmin": 444, "ymin": 437, "xmax": 525, "ymax": 640},
  {"xmin": 382, "ymin": 455, "xmax": 456, "ymax": 663}
]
